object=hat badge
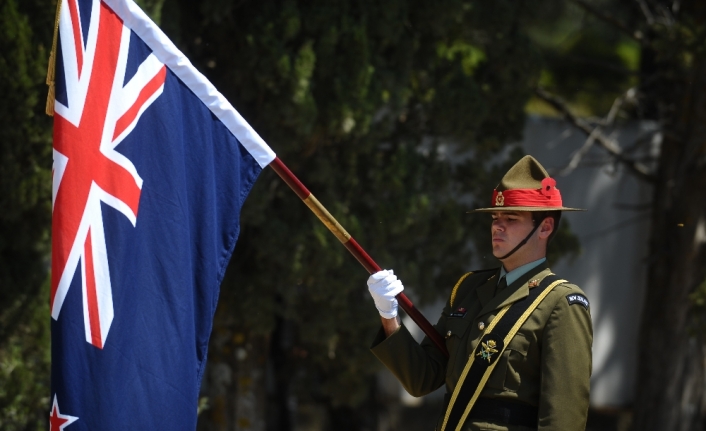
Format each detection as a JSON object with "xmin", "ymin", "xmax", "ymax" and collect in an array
[{"xmin": 495, "ymin": 191, "xmax": 505, "ymax": 207}]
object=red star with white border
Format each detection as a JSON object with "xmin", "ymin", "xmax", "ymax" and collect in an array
[{"xmin": 50, "ymin": 395, "xmax": 78, "ymax": 431}]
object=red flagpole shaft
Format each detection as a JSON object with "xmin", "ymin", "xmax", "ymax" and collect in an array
[{"xmin": 269, "ymin": 157, "xmax": 448, "ymax": 357}]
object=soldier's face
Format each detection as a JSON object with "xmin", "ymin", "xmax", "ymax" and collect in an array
[{"xmin": 490, "ymin": 211, "xmax": 535, "ymax": 259}]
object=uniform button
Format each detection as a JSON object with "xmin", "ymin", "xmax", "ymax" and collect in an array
[
  {"xmin": 478, "ymin": 322, "xmax": 485, "ymax": 331},
  {"xmin": 446, "ymin": 330, "xmax": 452, "ymax": 339}
]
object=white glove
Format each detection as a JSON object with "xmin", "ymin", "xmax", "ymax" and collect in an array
[{"xmin": 367, "ymin": 269, "xmax": 404, "ymax": 319}]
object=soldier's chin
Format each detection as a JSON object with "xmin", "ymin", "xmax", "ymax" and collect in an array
[{"xmin": 491, "ymin": 248, "xmax": 508, "ymax": 260}]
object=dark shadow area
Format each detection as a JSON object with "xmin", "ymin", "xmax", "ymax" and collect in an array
[{"xmin": 394, "ymin": 401, "xmax": 633, "ymax": 431}]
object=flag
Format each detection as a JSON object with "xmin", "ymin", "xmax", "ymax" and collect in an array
[{"xmin": 49, "ymin": 0, "xmax": 275, "ymax": 429}]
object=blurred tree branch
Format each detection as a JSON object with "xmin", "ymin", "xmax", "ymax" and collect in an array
[
  {"xmin": 570, "ymin": 0, "xmax": 645, "ymax": 42},
  {"xmin": 636, "ymin": 0, "xmax": 656, "ymax": 25},
  {"xmin": 535, "ymin": 86, "xmax": 656, "ymax": 182}
]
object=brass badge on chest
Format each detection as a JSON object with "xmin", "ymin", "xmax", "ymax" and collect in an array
[{"xmin": 475, "ymin": 334, "xmax": 504, "ymax": 365}]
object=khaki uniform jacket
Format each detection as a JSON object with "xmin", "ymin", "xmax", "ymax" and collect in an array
[{"xmin": 371, "ymin": 263, "xmax": 593, "ymax": 431}]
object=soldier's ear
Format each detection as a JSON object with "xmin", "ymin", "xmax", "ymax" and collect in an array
[{"xmin": 537, "ymin": 217, "xmax": 554, "ymax": 240}]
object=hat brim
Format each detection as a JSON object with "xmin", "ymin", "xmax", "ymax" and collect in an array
[{"xmin": 467, "ymin": 206, "xmax": 586, "ymax": 213}]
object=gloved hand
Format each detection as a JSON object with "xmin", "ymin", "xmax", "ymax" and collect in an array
[{"xmin": 367, "ymin": 269, "xmax": 404, "ymax": 319}]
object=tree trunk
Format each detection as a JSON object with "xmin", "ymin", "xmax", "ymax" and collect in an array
[
  {"xmin": 267, "ymin": 317, "xmax": 294, "ymax": 431},
  {"xmin": 633, "ymin": 36, "xmax": 706, "ymax": 430},
  {"xmin": 198, "ymin": 328, "xmax": 270, "ymax": 431}
]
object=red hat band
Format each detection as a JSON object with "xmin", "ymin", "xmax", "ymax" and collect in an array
[{"xmin": 491, "ymin": 177, "xmax": 563, "ymax": 208}]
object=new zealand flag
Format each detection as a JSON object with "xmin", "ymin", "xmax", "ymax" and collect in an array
[{"xmin": 49, "ymin": 0, "xmax": 275, "ymax": 429}]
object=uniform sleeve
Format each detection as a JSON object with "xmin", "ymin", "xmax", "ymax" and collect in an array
[
  {"xmin": 538, "ymin": 287, "xmax": 593, "ymax": 431},
  {"xmin": 370, "ymin": 320, "xmax": 448, "ymax": 397}
]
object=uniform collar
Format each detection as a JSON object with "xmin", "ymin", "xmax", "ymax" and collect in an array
[
  {"xmin": 499, "ymin": 257, "xmax": 547, "ymax": 286},
  {"xmin": 477, "ymin": 261, "xmax": 551, "ymax": 317}
]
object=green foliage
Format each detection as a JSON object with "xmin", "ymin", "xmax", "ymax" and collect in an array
[
  {"xmin": 0, "ymin": 0, "xmax": 53, "ymax": 329},
  {"xmin": 134, "ymin": 0, "xmax": 166, "ymax": 24},
  {"xmin": 0, "ymin": 280, "xmax": 51, "ymax": 431},
  {"xmin": 524, "ymin": 1, "xmax": 641, "ymax": 116},
  {"xmin": 0, "ymin": 0, "xmax": 55, "ymax": 428}
]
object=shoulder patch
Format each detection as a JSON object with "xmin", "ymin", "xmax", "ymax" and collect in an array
[{"xmin": 566, "ymin": 293, "xmax": 590, "ymax": 309}]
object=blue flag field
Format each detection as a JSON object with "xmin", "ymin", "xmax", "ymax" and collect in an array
[{"xmin": 49, "ymin": 0, "xmax": 275, "ymax": 429}]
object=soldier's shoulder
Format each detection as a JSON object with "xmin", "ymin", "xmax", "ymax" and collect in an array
[
  {"xmin": 547, "ymin": 277, "xmax": 590, "ymax": 310},
  {"xmin": 466, "ymin": 267, "xmax": 498, "ymax": 280},
  {"xmin": 448, "ymin": 268, "xmax": 497, "ymax": 306},
  {"xmin": 552, "ymin": 280, "xmax": 585, "ymax": 295},
  {"xmin": 463, "ymin": 268, "xmax": 499, "ymax": 288}
]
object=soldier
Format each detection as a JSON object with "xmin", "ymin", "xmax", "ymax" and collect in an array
[{"xmin": 368, "ymin": 155, "xmax": 592, "ymax": 431}]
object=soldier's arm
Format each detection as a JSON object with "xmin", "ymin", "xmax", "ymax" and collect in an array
[
  {"xmin": 381, "ymin": 316, "xmax": 400, "ymax": 336},
  {"xmin": 370, "ymin": 313, "xmax": 448, "ymax": 397},
  {"xmin": 538, "ymin": 286, "xmax": 593, "ymax": 431}
]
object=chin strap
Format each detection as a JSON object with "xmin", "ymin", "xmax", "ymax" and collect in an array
[{"xmin": 497, "ymin": 222, "xmax": 541, "ymax": 261}]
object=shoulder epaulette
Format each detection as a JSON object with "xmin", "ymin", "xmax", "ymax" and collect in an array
[{"xmin": 449, "ymin": 268, "xmax": 498, "ymax": 307}]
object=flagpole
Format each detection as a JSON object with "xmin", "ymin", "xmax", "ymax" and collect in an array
[{"xmin": 269, "ymin": 157, "xmax": 449, "ymax": 358}]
